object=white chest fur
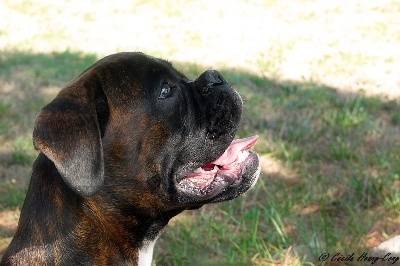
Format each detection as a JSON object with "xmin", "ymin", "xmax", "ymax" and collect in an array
[{"xmin": 138, "ymin": 236, "xmax": 159, "ymax": 266}]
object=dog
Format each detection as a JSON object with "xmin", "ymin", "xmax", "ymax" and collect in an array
[{"xmin": 1, "ymin": 52, "xmax": 260, "ymax": 266}]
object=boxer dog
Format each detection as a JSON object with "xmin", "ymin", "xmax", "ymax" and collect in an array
[{"xmin": 1, "ymin": 52, "xmax": 260, "ymax": 265}]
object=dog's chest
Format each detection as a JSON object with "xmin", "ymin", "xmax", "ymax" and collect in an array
[{"xmin": 138, "ymin": 235, "xmax": 159, "ymax": 266}]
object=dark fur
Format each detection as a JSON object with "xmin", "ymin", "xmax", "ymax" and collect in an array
[{"xmin": 1, "ymin": 52, "xmax": 257, "ymax": 265}]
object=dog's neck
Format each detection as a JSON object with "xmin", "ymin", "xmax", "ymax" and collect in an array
[
  {"xmin": 138, "ymin": 235, "xmax": 160, "ymax": 266},
  {"xmin": 2, "ymin": 153, "xmax": 180, "ymax": 265}
]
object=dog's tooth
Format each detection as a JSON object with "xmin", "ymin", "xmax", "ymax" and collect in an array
[
  {"xmin": 193, "ymin": 167, "xmax": 205, "ymax": 173},
  {"xmin": 236, "ymin": 150, "xmax": 250, "ymax": 163}
]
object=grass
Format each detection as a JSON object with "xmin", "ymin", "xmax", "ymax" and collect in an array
[
  {"xmin": 1, "ymin": 0, "xmax": 400, "ymax": 265},
  {"xmin": 0, "ymin": 185, "xmax": 26, "ymax": 210}
]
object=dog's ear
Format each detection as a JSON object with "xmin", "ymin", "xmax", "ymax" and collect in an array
[{"xmin": 33, "ymin": 74, "xmax": 109, "ymax": 197}]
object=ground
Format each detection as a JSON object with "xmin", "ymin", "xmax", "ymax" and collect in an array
[{"xmin": 1, "ymin": 0, "xmax": 400, "ymax": 264}]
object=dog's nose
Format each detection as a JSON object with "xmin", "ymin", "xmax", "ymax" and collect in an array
[{"xmin": 195, "ymin": 70, "xmax": 228, "ymax": 95}]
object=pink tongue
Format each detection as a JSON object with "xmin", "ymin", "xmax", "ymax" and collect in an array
[{"xmin": 210, "ymin": 135, "xmax": 259, "ymax": 166}]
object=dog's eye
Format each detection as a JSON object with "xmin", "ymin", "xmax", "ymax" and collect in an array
[{"xmin": 158, "ymin": 83, "xmax": 174, "ymax": 99}]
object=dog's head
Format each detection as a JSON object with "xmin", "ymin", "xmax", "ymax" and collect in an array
[{"xmin": 33, "ymin": 52, "xmax": 260, "ymax": 212}]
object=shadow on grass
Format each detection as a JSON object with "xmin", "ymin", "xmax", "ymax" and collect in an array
[
  {"xmin": 0, "ymin": 50, "xmax": 98, "ymax": 141},
  {"xmin": 0, "ymin": 50, "xmax": 399, "ymax": 263}
]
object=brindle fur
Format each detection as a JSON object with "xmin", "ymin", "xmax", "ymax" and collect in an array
[{"xmin": 1, "ymin": 52, "xmax": 257, "ymax": 265}]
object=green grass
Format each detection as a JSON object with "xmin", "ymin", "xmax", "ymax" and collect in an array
[
  {"xmin": 11, "ymin": 136, "xmax": 36, "ymax": 165},
  {"xmin": 0, "ymin": 185, "xmax": 26, "ymax": 209},
  {"xmin": 0, "ymin": 50, "xmax": 97, "ymax": 88},
  {"xmin": 1, "ymin": 1, "xmax": 400, "ymax": 265},
  {"xmin": 153, "ymin": 66, "xmax": 400, "ymax": 264},
  {"xmin": 1, "ymin": 52, "xmax": 399, "ymax": 264}
]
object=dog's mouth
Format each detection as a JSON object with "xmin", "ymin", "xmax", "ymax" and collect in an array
[{"xmin": 175, "ymin": 135, "xmax": 259, "ymax": 201}]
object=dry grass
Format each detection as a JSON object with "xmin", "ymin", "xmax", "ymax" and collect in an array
[{"xmin": 1, "ymin": 0, "xmax": 399, "ymax": 97}]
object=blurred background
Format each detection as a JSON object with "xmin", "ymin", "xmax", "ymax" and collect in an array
[{"xmin": 1, "ymin": 0, "xmax": 399, "ymax": 264}]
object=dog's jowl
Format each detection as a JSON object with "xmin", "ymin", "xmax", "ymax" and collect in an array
[{"xmin": 0, "ymin": 52, "xmax": 260, "ymax": 266}]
